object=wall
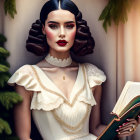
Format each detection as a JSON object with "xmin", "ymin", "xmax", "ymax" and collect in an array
[
  {"xmin": 0, "ymin": 0, "xmax": 4, "ymax": 33},
  {"xmin": 4, "ymin": 0, "xmax": 46, "ymax": 73},
  {"xmin": 73, "ymin": 0, "xmax": 117, "ymax": 123},
  {"xmin": 3, "ymin": 0, "xmax": 117, "ymax": 127}
]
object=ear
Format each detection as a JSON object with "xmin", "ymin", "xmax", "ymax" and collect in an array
[{"xmin": 42, "ymin": 24, "xmax": 46, "ymax": 35}]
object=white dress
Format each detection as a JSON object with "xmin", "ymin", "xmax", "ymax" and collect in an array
[{"xmin": 8, "ymin": 63, "xmax": 106, "ymax": 140}]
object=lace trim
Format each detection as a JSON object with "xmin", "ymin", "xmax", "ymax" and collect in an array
[
  {"xmin": 85, "ymin": 63, "xmax": 106, "ymax": 88},
  {"xmin": 30, "ymin": 95, "xmax": 64, "ymax": 111},
  {"xmin": 30, "ymin": 64, "xmax": 86, "ymax": 107},
  {"xmin": 45, "ymin": 54, "xmax": 72, "ymax": 67}
]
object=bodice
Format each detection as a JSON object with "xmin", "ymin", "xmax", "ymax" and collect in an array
[{"xmin": 8, "ymin": 63, "xmax": 106, "ymax": 140}]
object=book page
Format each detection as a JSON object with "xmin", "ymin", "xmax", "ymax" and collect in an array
[{"xmin": 112, "ymin": 81, "xmax": 140, "ymax": 115}]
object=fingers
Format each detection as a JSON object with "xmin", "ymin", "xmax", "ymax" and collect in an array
[
  {"xmin": 119, "ymin": 119, "xmax": 138, "ymax": 130},
  {"xmin": 117, "ymin": 130, "xmax": 134, "ymax": 138},
  {"xmin": 116, "ymin": 119, "xmax": 138, "ymax": 138}
]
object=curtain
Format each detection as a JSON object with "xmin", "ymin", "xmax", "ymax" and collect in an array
[{"xmin": 117, "ymin": 1, "xmax": 140, "ymax": 140}]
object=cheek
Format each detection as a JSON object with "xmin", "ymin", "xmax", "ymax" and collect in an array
[
  {"xmin": 69, "ymin": 30, "xmax": 76, "ymax": 40},
  {"xmin": 45, "ymin": 29, "xmax": 55, "ymax": 40},
  {"xmin": 71, "ymin": 32, "xmax": 76, "ymax": 39}
]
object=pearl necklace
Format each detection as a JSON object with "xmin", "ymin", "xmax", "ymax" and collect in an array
[{"xmin": 45, "ymin": 54, "xmax": 72, "ymax": 67}]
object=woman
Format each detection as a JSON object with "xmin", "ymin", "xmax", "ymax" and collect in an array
[{"xmin": 8, "ymin": 0, "xmax": 140, "ymax": 140}]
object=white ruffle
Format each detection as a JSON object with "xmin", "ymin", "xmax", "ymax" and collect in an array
[
  {"xmin": 84, "ymin": 63, "xmax": 106, "ymax": 88},
  {"xmin": 30, "ymin": 91, "xmax": 64, "ymax": 111},
  {"xmin": 30, "ymin": 64, "xmax": 97, "ymax": 111},
  {"xmin": 8, "ymin": 63, "xmax": 100, "ymax": 111},
  {"xmin": 78, "ymin": 85, "xmax": 97, "ymax": 106},
  {"xmin": 78, "ymin": 96, "xmax": 96, "ymax": 106},
  {"xmin": 30, "ymin": 88, "xmax": 96, "ymax": 111},
  {"xmin": 8, "ymin": 65, "xmax": 40, "ymax": 92}
]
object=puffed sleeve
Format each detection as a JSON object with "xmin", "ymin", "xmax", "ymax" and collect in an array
[
  {"xmin": 84, "ymin": 63, "xmax": 106, "ymax": 88},
  {"xmin": 8, "ymin": 65, "xmax": 40, "ymax": 92}
]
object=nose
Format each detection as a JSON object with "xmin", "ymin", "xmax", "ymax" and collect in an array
[{"xmin": 59, "ymin": 26, "xmax": 65, "ymax": 38}]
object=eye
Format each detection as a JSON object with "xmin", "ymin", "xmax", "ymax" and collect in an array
[
  {"xmin": 65, "ymin": 24, "xmax": 75, "ymax": 29},
  {"xmin": 48, "ymin": 24, "xmax": 58, "ymax": 29}
]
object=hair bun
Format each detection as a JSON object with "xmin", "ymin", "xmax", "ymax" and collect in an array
[
  {"xmin": 72, "ymin": 11, "xmax": 95, "ymax": 56},
  {"xmin": 26, "ymin": 19, "xmax": 48, "ymax": 56}
]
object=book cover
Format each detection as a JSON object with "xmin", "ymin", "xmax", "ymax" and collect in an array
[{"xmin": 97, "ymin": 81, "xmax": 140, "ymax": 140}]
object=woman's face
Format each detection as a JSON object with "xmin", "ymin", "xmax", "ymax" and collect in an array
[{"xmin": 42, "ymin": 9, "xmax": 76, "ymax": 56}]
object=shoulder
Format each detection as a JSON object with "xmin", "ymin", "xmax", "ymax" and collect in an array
[
  {"xmin": 11, "ymin": 64, "xmax": 38, "ymax": 80},
  {"xmin": 8, "ymin": 64, "xmax": 40, "ymax": 92},
  {"xmin": 82, "ymin": 63, "xmax": 106, "ymax": 88},
  {"xmin": 15, "ymin": 64, "xmax": 34, "ymax": 74},
  {"xmin": 84, "ymin": 63, "xmax": 106, "ymax": 77}
]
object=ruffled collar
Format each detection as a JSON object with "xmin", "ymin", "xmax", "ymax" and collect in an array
[{"xmin": 45, "ymin": 54, "xmax": 72, "ymax": 67}]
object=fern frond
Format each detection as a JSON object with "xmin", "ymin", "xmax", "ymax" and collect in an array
[
  {"xmin": 0, "ymin": 47, "xmax": 10, "ymax": 56},
  {"xmin": 0, "ymin": 64, "xmax": 9, "ymax": 72},
  {"xmin": 4, "ymin": 0, "xmax": 17, "ymax": 18},
  {"xmin": 0, "ymin": 92, "xmax": 22, "ymax": 110},
  {"xmin": 0, "ymin": 34, "xmax": 7, "ymax": 44},
  {"xmin": 0, "ymin": 73, "xmax": 10, "ymax": 87},
  {"xmin": 99, "ymin": 0, "xmax": 133, "ymax": 32},
  {"xmin": 1, "ymin": 135, "xmax": 19, "ymax": 140},
  {"xmin": 0, "ymin": 118, "xmax": 11, "ymax": 135}
]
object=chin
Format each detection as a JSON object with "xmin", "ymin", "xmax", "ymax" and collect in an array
[
  {"xmin": 56, "ymin": 45, "xmax": 72, "ymax": 51},
  {"xmin": 56, "ymin": 49, "xmax": 70, "ymax": 53}
]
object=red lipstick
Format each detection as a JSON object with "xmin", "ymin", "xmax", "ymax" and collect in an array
[{"xmin": 56, "ymin": 40, "xmax": 68, "ymax": 46}]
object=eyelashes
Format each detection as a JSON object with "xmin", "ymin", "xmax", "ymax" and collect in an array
[
  {"xmin": 66, "ymin": 24, "xmax": 75, "ymax": 29},
  {"xmin": 48, "ymin": 23, "xmax": 75, "ymax": 30},
  {"xmin": 48, "ymin": 24, "xmax": 58, "ymax": 29}
]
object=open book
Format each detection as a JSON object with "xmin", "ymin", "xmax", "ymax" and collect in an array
[{"xmin": 97, "ymin": 81, "xmax": 140, "ymax": 140}]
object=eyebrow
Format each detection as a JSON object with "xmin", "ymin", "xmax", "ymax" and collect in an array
[{"xmin": 47, "ymin": 21, "xmax": 75, "ymax": 24}]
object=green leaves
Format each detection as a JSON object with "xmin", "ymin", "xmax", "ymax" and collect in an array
[
  {"xmin": 0, "ymin": 64, "xmax": 9, "ymax": 72},
  {"xmin": 0, "ymin": 34, "xmax": 7, "ymax": 44},
  {"xmin": 0, "ymin": 92, "xmax": 22, "ymax": 110},
  {"xmin": 0, "ymin": 47, "xmax": 10, "ymax": 57},
  {"xmin": 4, "ymin": 0, "xmax": 17, "ymax": 18},
  {"xmin": 0, "ymin": 33, "xmax": 21, "ymax": 139},
  {"xmin": 99, "ymin": 0, "xmax": 133, "ymax": 32},
  {"xmin": 0, "ymin": 73, "xmax": 10, "ymax": 87},
  {"xmin": 0, "ymin": 118, "xmax": 12, "ymax": 135}
]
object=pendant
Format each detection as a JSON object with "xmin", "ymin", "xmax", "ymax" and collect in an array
[{"xmin": 63, "ymin": 76, "xmax": 65, "ymax": 80}]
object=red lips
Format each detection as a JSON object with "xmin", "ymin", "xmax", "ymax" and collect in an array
[{"xmin": 56, "ymin": 40, "xmax": 68, "ymax": 46}]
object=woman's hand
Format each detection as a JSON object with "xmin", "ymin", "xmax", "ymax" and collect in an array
[{"xmin": 116, "ymin": 118, "xmax": 139, "ymax": 138}]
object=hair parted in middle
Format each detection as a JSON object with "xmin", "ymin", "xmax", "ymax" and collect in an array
[{"xmin": 26, "ymin": 0, "xmax": 95, "ymax": 56}]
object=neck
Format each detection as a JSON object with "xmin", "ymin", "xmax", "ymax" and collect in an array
[{"xmin": 49, "ymin": 50, "xmax": 70, "ymax": 60}]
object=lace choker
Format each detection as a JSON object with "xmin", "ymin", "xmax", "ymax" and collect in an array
[{"xmin": 45, "ymin": 54, "xmax": 72, "ymax": 67}]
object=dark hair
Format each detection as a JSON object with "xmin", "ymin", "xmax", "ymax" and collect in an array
[
  {"xmin": 26, "ymin": 0, "xmax": 95, "ymax": 56},
  {"xmin": 40, "ymin": 0, "xmax": 79, "ymax": 25}
]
